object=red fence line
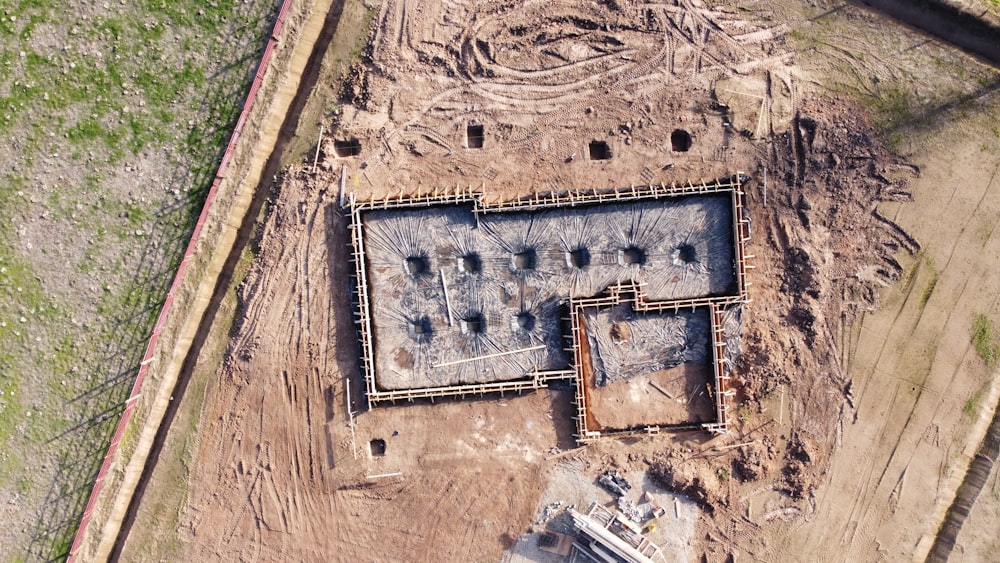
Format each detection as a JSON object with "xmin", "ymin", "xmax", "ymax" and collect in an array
[{"xmin": 67, "ymin": 1, "xmax": 294, "ymax": 559}]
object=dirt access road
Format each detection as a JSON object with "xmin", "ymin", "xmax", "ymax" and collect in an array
[{"xmin": 114, "ymin": 0, "xmax": 1000, "ymax": 561}]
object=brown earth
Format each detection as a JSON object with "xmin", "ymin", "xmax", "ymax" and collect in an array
[
  {"xmin": 587, "ymin": 363, "xmax": 716, "ymax": 429},
  {"xmin": 116, "ymin": 0, "xmax": 1000, "ymax": 561}
]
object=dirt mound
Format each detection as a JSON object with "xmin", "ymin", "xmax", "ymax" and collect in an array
[
  {"xmin": 733, "ymin": 439, "xmax": 777, "ymax": 482},
  {"xmin": 647, "ymin": 450, "xmax": 728, "ymax": 513},
  {"xmin": 735, "ymin": 330, "xmax": 792, "ymax": 404},
  {"xmin": 780, "ymin": 434, "xmax": 819, "ymax": 499},
  {"xmin": 781, "ymin": 247, "xmax": 819, "ymax": 299}
]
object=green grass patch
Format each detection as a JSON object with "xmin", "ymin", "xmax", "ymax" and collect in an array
[
  {"xmin": 736, "ymin": 404, "xmax": 752, "ymax": 423},
  {"xmin": 962, "ymin": 392, "xmax": 982, "ymax": 418},
  {"xmin": 972, "ymin": 313, "xmax": 1000, "ymax": 367},
  {"xmin": 0, "ymin": 3, "xmax": 263, "ymax": 174},
  {"xmin": 0, "ymin": 0, "xmax": 279, "ymax": 557},
  {"xmin": 919, "ymin": 275, "xmax": 937, "ymax": 308},
  {"xmin": 919, "ymin": 256, "xmax": 938, "ymax": 308},
  {"xmin": 865, "ymin": 84, "xmax": 914, "ymax": 149},
  {"xmin": 48, "ymin": 531, "xmax": 74, "ymax": 563}
]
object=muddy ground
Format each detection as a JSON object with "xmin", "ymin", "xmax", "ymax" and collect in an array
[{"xmin": 115, "ymin": 0, "xmax": 1000, "ymax": 561}]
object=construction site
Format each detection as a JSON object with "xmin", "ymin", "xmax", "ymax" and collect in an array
[
  {"xmin": 65, "ymin": 0, "xmax": 1000, "ymax": 562},
  {"xmin": 351, "ymin": 177, "xmax": 750, "ymax": 439}
]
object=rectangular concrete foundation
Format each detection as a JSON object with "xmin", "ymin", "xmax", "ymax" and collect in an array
[{"xmin": 348, "ymin": 176, "xmax": 751, "ymax": 439}]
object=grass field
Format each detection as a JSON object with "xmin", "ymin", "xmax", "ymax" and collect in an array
[{"xmin": 0, "ymin": 0, "xmax": 279, "ymax": 559}]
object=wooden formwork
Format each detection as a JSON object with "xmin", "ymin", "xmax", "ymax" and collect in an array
[
  {"xmin": 568, "ymin": 285, "xmax": 740, "ymax": 442},
  {"xmin": 345, "ymin": 177, "xmax": 742, "ymax": 215},
  {"xmin": 568, "ymin": 304, "xmax": 600, "ymax": 441},
  {"xmin": 731, "ymin": 183, "xmax": 753, "ymax": 302},
  {"xmin": 348, "ymin": 196, "xmax": 379, "ymax": 401},
  {"xmin": 706, "ymin": 302, "xmax": 736, "ymax": 434},
  {"xmin": 365, "ymin": 370, "xmax": 575, "ymax": 404},
  {"xmin": 346, "ymin": 175, "xmax": 752, "ymax": 442},
  {"xmin": 351, "ymin": 183, "xmax": 483, "ymax": 212},
  {"xmin": 477, "ymin": 176, "xmax": 742, "ymax": 213}
]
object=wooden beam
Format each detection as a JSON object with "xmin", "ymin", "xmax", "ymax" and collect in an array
[
  {"xmin": 440, "ymin": 269, "xmax": 454, "ymax": 327},
  {"xmin": 649, "ymin": 381, "xmax": 673, "ymax": 399},
  {"xmin": 431, "ymin": 345, "xmax": 546, "ymax": 368}
]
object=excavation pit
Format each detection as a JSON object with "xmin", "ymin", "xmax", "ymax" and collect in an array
[
  {"xmin": 567, "ymin": 247, "xmax": 590, "ymax": 269},
  {"xmin": 618, "ymin": 246, "xmax": 647, "ymax": 266},
  {"xmin": 671, "ymin": 129, "xmax": 692, "ymax": 152},
  {"xmin": 460, "ymin": 314, "xmax": 486, "ymax": 336},
  {"xmin": 404, "ymin": 255, "xmax": 429, "ymax": 277},
  {"xmin": 513, "ymin": 311, "xmax": 536, "ymax": 333},
  {"xmin": 588, "ymin": 140, "xmax": 612, "ymax": 160},
  {"xmin": 407, "ymin": 317, "xmax": 432, "ymax": 340},
  {"xmin": 333, "ymin": 138, "xmax": 362, "ymax": 157},
  {"xmin": 673, "ymin": 243, "xmax": 697, "ymax": 265},
  {"xmin": 512, "ymin": 249, "xmax": 538, "ymax": 271},
  {"xmin": 369, "ymin": 439, "xmax": 386, "ymax": 457},
  {"xmin": 459, "ymin": 253, "xmax": 482, "ymax": 274},
  {"xmin": 466, "ymin": 123, "xmax": 485, "ymax": 148}
]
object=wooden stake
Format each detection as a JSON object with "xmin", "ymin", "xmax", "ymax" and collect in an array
[
  {"xmin": 763, "ymin": 164, "xmax": 767, "ymax": 207},
  {"xmin": 546, "ymin": 446, "xmax": 587, "ymax": 461},
  {"xmin": 779, "ymin": 384, "xmax": 784, "ymax": 425},
  {"xmin": 714, "ymin": 440, "xmax": 756, "ymax": 452},
  {"xmin": 366, "ymin": 472, "xmax": 403, "ymax": 479},
  {"xmin": 755, "ymin": 96, "xmax": 766, "ymax": 139},
  {"xmin": 339, "ymin": 164, "xmax": 347, "ymax": 207},
  {"xmin": 346, "ymin": 378, "xmax": 357, "ymax": 460},
  {"xmin": 649, "ymin": 381, "xmax": 673, "ymax": 399},
  {"xmin": 312, "ymin": 123, "xmax": 324, "ymax": 173}
]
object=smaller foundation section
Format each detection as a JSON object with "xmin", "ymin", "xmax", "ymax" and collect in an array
[{"xmin": 568, "ymin": 281, "xmax": 742, "ymax": 440}]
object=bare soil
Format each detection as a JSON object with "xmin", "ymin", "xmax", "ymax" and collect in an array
[
  {"xmin": 588, "ymin": 363, "xmax": 715, "ymax": 429},
  {"xmin": 117, "ymin": 0, "xmax": 1000, "ymax": 561}
]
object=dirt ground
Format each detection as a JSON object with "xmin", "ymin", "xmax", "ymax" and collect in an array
[
  {"xmin": 116, "ymin": 0, "xmax": 1000, "ymax": 561},
  {"xmin": 588, "ymin": 363, "xmax": 716, "ymax": 429}
]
